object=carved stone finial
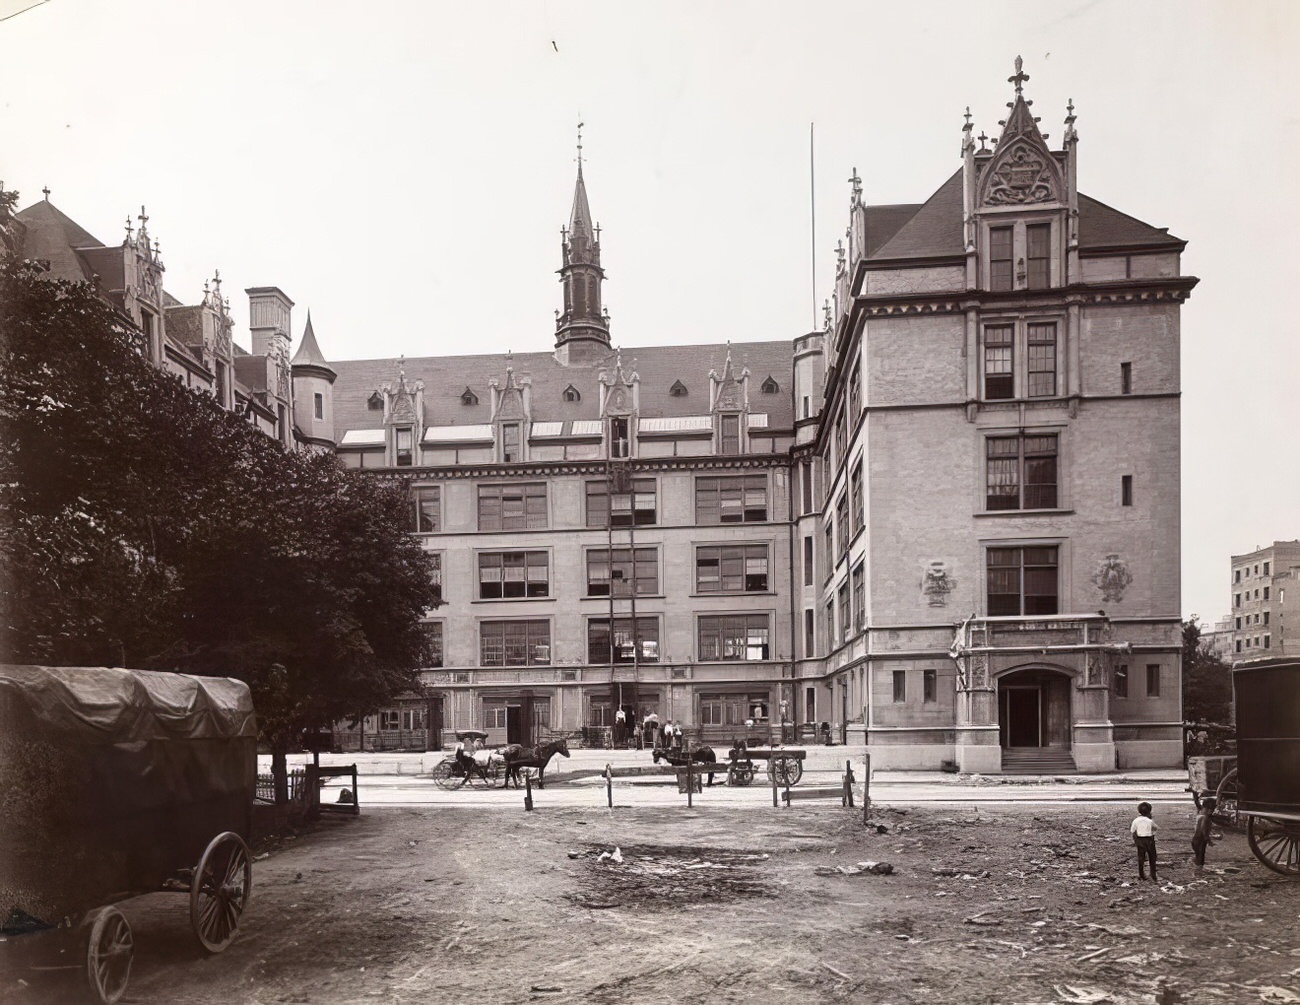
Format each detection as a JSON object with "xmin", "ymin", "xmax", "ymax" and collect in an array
[
  {"xmin": 138, "ymin": 205, "xmax": 149, "ymax": 228},
  {"xmin": 978, "ymin": 131, "xmax": 989, "ymax": 152},
  {"xmin": 576, "ymin": 119, "xmax": 584, "ymax": 172},
  {"xmin": 1009, "ymin": 55, "xmax": 1029, "ymax": 97},
  {"xmin": 963, "ymin": 107, "xmax": 972, "ymax": 131},
  {"xmin": 124, "ymin": 216, "xmax": 133, "ymax": 238},
  {"xmin": 42, "ymin": 185, "xmax": 50, "ymax": 200},
  {"xmin": 848, "ymin": 167, "xmax": 862, "ymax": 203},
  {"xmin": 823, "ymin": 299, "xmax": 833, "ymax": 329}
]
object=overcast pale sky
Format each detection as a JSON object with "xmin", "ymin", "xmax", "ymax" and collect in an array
[{"xmin": 3, "ymin": 0, "xmax": 1297, "ymax": 626}]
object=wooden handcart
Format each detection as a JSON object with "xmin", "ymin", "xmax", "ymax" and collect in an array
[{"xmin": 0, "ymin": 665, "xmax": 258, "ymax": 1003}]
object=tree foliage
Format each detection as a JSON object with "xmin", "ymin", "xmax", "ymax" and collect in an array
[
  {"xmin": 1181, "ymin": 616, "xmax": 1233, "ymax": 726},
  {"xmin": 0, "ymin": 246, "xmax": 440, "ymax": 740}
]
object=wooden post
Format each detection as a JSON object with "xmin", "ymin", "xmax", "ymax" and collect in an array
[
  {"xmin": 843, "ymin": 760, "xmax": 855, "ymax": 808},
  {"xmin": 862, "ymin": 751, "xmax": 871, "ymax": 824},
  {"xmin": 524, "ymin": 773, "xmax": 534, "ymax": 812},
  {"xmin": 687, "ymin": 758, "xmax": 694, "ymax": 808},
  {"xmin": 771, "ymin": 767, "xmax": 779, "ymax": 808},
  {"xmin": 605, "ymin": 763, "xmax": 613, "ymax": 809}
]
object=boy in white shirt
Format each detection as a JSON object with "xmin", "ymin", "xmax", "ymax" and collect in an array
[{"xmin": 1130, "ymin": 801, "xmax": 1158, "ymax": 882}]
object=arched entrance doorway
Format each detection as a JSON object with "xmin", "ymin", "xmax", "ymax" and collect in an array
[{"xmin": 998, "ymin": 667, "xmax": 1072, "ymax": 751}]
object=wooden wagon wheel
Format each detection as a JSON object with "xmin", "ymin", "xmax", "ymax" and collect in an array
[
  {"xmin": 729, "ymin": 762, "xmax": 755, "ymax": 786},
  {"xmin": 84, "ymin": 906, "xmax": 133, "ymax": 1005},
  {"xmin": 1247, "ymin": 816, "xmax": 1300, "ymax": 877},
  {"xmin": 430, "ymin": 758, "xmax": 459, "ymax": 790},
  {"xmin": 768, "ymin": 755, "xmax": 802, "ymax": 787},
  {"xmin": 1213, "ymin": 768, "xmax": 1241, "ymax": 830},
  {"xmin": 190, "ymin": 831, "xmax": 253, "ymax": 953}
]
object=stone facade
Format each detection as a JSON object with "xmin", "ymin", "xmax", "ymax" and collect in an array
[
  {"xmin": 1231, "ymin": 541, "xmax": 1300, "ymax": 659},
  {"xmin": 795, "ymin": 59, "xmax": 1195, "ymax": 771}
]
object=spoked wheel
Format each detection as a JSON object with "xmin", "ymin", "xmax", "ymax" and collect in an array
[
  {"xmin": 84, "ymin": 906, "xmax": 133, "ymax": 1005},
  {"xmin": 431, "ymin": 759, "xmax": 459, "ymax": 790},
  {"xmin": 768, "ymin": 756, "xmax": 803, "ymax": 787},
  {"xmin": 1213, "ymin": 768, "xmax": 1241, "ymax": 830},
  {"xmin": 190, "ymin": 831, "xmax": 253, "ymax": 953},
  {"xmin": 1247, "ymin": 815, "xmax": 1300, "ymax": 876}
]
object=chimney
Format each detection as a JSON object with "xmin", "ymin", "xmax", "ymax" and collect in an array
[{"xmin": 245, "ymin": 286, "xmax": 294, "ymax": 356}]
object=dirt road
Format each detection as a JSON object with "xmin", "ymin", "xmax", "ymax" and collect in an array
[{"xmin": 7, "ymin": 801, "xmax": 1299, "ymax": 1005}]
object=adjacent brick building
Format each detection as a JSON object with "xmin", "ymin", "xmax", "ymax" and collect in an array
[{"xmin": 1231, "ymin": 541, "xmax": 1300, "ymax": 659}]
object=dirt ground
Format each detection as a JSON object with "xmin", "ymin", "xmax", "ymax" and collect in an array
[{"xmin": 5, "ymin": 800, "xmax": 1299, "ymax": 1005}]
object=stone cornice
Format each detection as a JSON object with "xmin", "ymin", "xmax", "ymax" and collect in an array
[
  {"xmin": 851, "ymin": 275, "xmax": 1199, "ymax": 319},
  {"xmin": 368, "ymin": 453, "xmax": 792, "ymax": 482}
]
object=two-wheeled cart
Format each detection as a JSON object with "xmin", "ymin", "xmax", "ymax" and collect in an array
[
  {"xmin": 0, "ymin": 665, "xmax": 258, "ymax": 1003},
  {"xmin": 726, "ymin": 740, "xmax": 806, "ymax": 787}
]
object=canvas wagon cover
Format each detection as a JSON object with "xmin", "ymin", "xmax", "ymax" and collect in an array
[{"xmin": 0, "ymin": 665, "xmax": 257, "ymax": 923}]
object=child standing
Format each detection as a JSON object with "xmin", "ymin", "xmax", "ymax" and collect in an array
[
  {"xmin": 1130, "ymin": 801, "xmax": 1159, "ymax": 882},
  {"xmin": 1192, "ymin": 796, "xmax": 1216, "ymax": 877}
]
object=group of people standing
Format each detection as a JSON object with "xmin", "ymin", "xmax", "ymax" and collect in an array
[{"xmin": 611, "ymin": 708, "xmax": 684, "ymax": 750}]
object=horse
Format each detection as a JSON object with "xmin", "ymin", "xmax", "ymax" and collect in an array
[
  {"xmin": 455, "ymin": 747, "xmax": 503, "ymax": 787},
  {"xmin": 500, "ymin": 737, "xmax": 571, "ymax": 789},
  {"xmin": 653, "ymin": 744, "xmax": 718, "ymax": 786}
]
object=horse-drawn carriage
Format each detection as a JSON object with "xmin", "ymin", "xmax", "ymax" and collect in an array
[
  {"xmin": 0, "ymin": 665, "xmax": 257, "ymax": 1003},
  {"xmin": 429, "ymin": 731, "xmax": 571, "ymax": 790},
  {"xmin": 1188, "ymin": 658, "xmax": 1300, "ymax": 877}
]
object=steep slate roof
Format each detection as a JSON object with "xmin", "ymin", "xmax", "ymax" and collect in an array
[
  {"xmin": 291, "ymin": 311, "xmax": 336, "ymax": 374},
  {"xmin": 865, "ymin": 169, "xmax": 1184, "ymax": 262},
  {"xmin": 14, "ymin": 200, "xmax": 104, "ymax": 283},
  {"xmin": 864, "ymin": 203, "xmax": 924, "ymax": 257},
  {"xmin": 328, "ymin": 339, "xmax": 795, "ymax": 444}
]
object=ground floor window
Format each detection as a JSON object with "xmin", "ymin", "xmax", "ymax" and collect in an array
[{"xmin": 699, "ymin": 692, "xmax": 770, "ymax": 727}]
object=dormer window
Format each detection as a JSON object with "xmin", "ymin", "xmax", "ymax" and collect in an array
[
  {"xmin": 761, "ymin": 375, "xmax": 779, "ymax": 394},
  {"xmin": 670, "ymin": 380, "xmax": 688, "ymax": 397},
  {"xmin": 609, "ymin": 416, "xmax": 630, "ymax": 458},
  {"xmin": 501, "ymin": 423, "xmax": 521, "ymax": 463},
  {"xmin": 563, "ymin": 384, "xmax": 581, "ymax": 402},
  {"xmin": 395, "ymin": 426, "xmax": 414, "ymax": 467},
  {"xmin": 461, "ymin": 387, "xmax": 478, "ymax": 406},
  {"xmin": 990, "ymin": 226, "xmax": 1013, "ymax": 291},
  {"xmin": 719, "ymin": 414, "xmax": 740, "ymax": 455},
  {"xmin": 367, "ymin": 391, "xmax": 383, "ymax": 411},
  {"xmin": 1027, "ymin": 223, "xmax": 1051, "ymax": 289}
]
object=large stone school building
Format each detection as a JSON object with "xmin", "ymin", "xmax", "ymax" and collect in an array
[{"xmin": 15, "ymin": 60, "xmax": 1195, "ymax": 770}]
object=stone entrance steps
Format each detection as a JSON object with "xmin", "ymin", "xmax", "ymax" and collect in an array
[{"xmin": 1001, "ymin": 747, "xmax": 1077, "ymax": 774}]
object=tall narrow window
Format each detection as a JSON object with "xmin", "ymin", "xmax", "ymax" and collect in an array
[
  {"xmin": 313, "ymin": 392, "xmax": 324, "ymax": 420},
  {"xmin": 501, "ymin": 423, "xmax": 521, "ymax": 462},
  {"xmin": 609, "ymin": 416, "xmax": 629, "ymax": 458},
  {"xmin": 395, "ymin": 426, "xmax": 413, "ymax": 466},
  {"xmin": 850, "ymin": 458, "xmax": 864, "ymax": 537},
  {"xmin": 892, "ymin": 670, "xmax": 907, "ymax": 703},
  {"xmin": 801, "ymin": 460, "xmax": 814, "ymax": 514},
  {"xmin": 1121, "ymin": 361, "xmax": 1132, "ymax": 395},
  {"xmin": 1121, "ymin": 475, "xmax": 1133, "ymax": 507},
  {"xmin": 990, "ymin": 226, "xmax": 1013, "ymax": 291},
  {"xmin": 1026, "ymin": 223, "xmax": 1051, "ymax": 289},
  {"xmin": 1146, "ymin": 664, "xmax": 1161, "ymax": 697},
  {"xmin": 835, "ymin": 492, "xmax": 849, "ymax": 555},
  {"xmin": 987, "ymin": 546, "xmax": 1059, "ymax": 616},
  {"xmin": 803, "ymin": 536, "xmax": 814, "ymax": 586},
  {"xmin": 1114, "ymin": 664, "xmax": 1128, "ymax": 698},
  {"xmin": 987, "ymin": 434, "xmax": 1058, "ymax": 510},
  {"xmin": 1027, "ymin": 323, "xmax": 1057, "ymax": 397},
  {"xmin": 923, "ymin": 668, "xmax": 937, "ymax": 703},
  {"xmin": 719, "ymin": 414, "xmax": 740, "ymax": 455},
  {"xmin": 984, "ymin": 325, "xmax": 1014, "ymax": 399},
  {"xmin": 804, "ymin": 609, "xmax": 815, "ymax": 656},
  {"xmin": 852, "ymin": 561, "xmax": 865, "ymax": 632}
]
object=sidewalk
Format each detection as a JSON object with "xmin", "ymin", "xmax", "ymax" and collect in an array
[{"xmin": 269, "ymin": 745, "xmax": 1188, "ymax": 786}]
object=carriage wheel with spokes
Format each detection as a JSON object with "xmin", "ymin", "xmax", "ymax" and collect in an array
[
  {"xmin": 431, "ymin": 759, "xmax": 459, "ymax": 790},
  {"xmin": 1213, "ymin": 768, "xmax": 1241, "ymax": 830},
  {"xmin": 190, "ymin": 831, "xmax": 253, "ymax": 953},
  {"xmin": 729, "ymin": 763, "xmax": 755, "ymax": 786},
  {"xmin": 768, "ymin": 756, "xmax": 803, "ymax": 787},
  {"xmin": 84, "ymin": 906, "xmax": 133, "ymax": 1005},
  {"xmin": 1247, "ymin": 815, "xmax": 1300, "ymax": 876}
]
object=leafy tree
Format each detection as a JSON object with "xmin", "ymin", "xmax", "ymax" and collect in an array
[
  {"xmin": 1, "ymin": 219, "xmax": 440, "ymax": 802},
  {"xmin": 1181, "ymin": 616, "xmax": 1233, "ymax": 727}
]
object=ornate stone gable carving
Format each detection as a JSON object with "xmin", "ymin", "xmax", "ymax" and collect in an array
[
  {"xmin": 709, "ymin": 343, "xmax": 748, "ymax": 413},
  {"xmin": 981, "ymin": 137, "xmax": 1061, "ymax": 206},
  {"xmin": 598, "ymin": 347, "xmax": 638, "ymax": 417},
  {"xmin": 491, "ymin": 366, "xmax": 529, "ymax": 421},
  {"xmin": 386, "ymin": 372, "xmax": 421, "ymax": 424},
  {"xmin": 1091, "ymin": 553, "xmax": 1133, "ymax": 603}
]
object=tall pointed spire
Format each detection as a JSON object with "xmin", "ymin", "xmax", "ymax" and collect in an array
[
  {"xmin": 556, "ymin": 122, "xmax": 610, "ymax": 363},
  {"xmin": 291, "ymin": 310, "xmax": 336, "ymax": 378}
]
